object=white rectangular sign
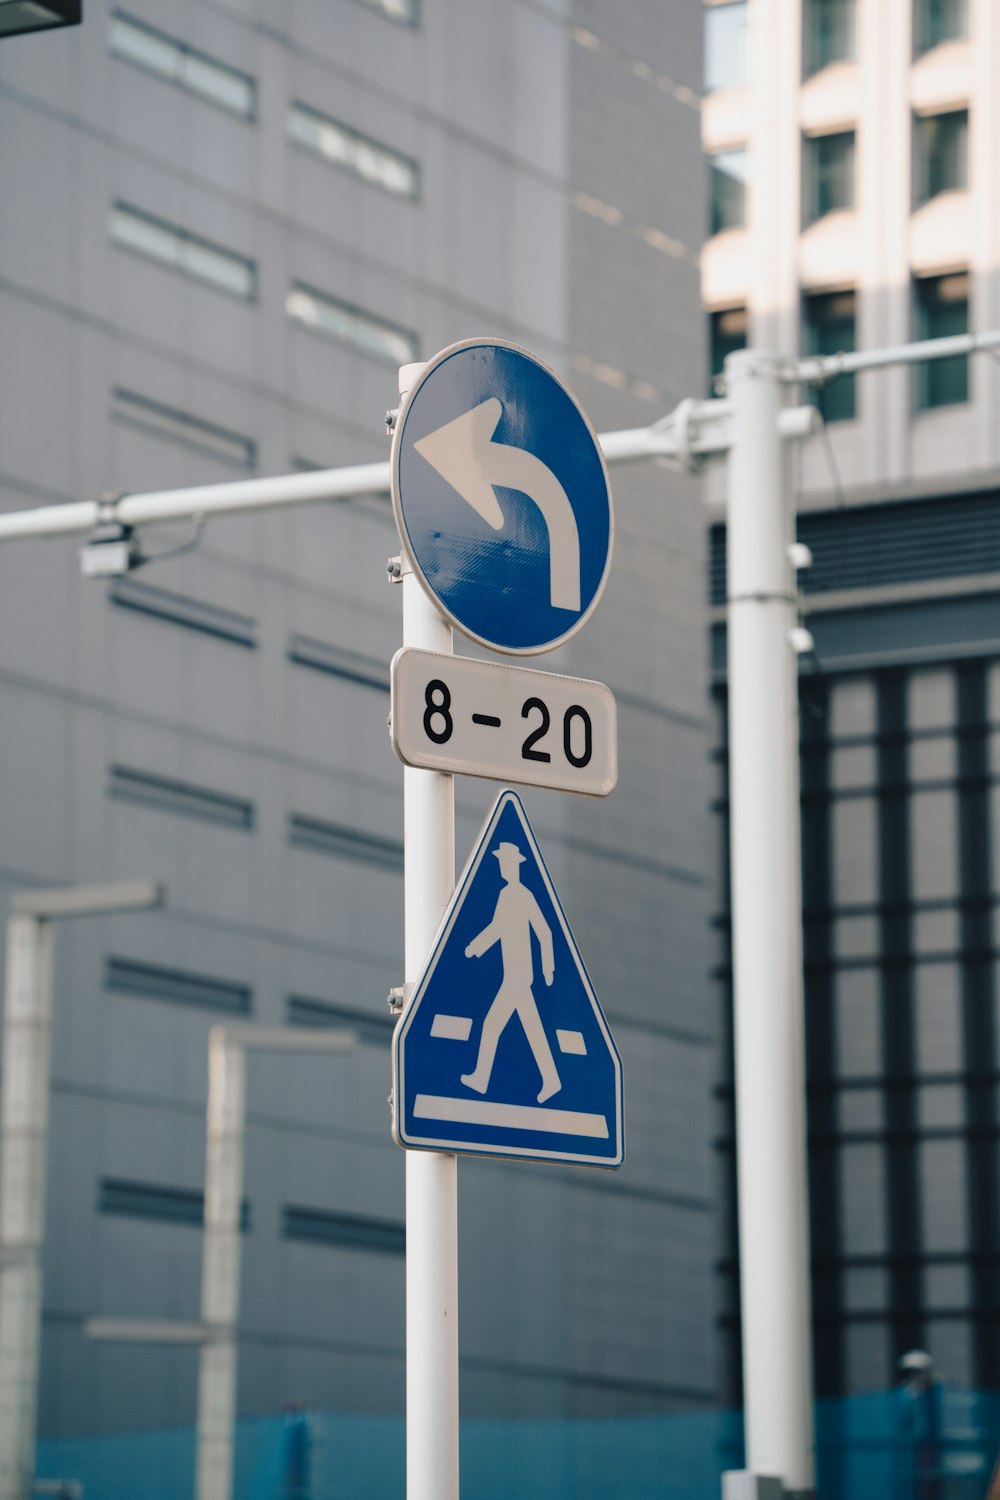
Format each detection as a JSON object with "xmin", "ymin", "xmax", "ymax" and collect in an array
[{"xmin": 390, "ymin": 649, "xmax": 617, "ymax": 797}]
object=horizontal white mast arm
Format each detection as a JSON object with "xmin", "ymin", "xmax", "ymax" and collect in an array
[{"xmin": 0, "ymin": 410, "xmax": 719, "ymax": 545}]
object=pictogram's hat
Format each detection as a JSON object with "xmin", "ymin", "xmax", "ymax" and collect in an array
[{"xmin": 493, "ymin": 841, "xmax": 525, "ymax": 864}]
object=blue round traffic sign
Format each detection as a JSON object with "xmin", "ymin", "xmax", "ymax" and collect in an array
[{"xmin": 391, "ymin": 339, "xmax": 614, "ymax": 655}]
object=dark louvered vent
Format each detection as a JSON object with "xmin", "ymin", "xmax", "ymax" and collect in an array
[
  {"xmin": 106, "ymin": 956, "xmax": 252, "ymax": 1015},
  {"xmin": 283, "ymin": 1205, "xmax": 404, "ymax": 1256},
  {"xmin": 109, "ymin": 765, "xmax": 255, "ymax": 830},
  {"xmin": 288, "ymin": 814, "xmax": 403, "ymax": 871},
  {"xmin": 99, "ymin": 1177, "xmax": 251, "ymax": 1230},
  {"xmin": 709, "ymin": 489, "xmax": 1000, "ymax": 606},
  {"xmin": 110, "ymin": 579, "xmax": 256, "ymax": 647},
  {"xmin": 286, "ymin": 995, "xmax": 392, "ymax": 1046}
]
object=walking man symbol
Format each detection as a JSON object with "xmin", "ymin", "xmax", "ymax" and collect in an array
[{"xmin": 461, "ymin": 840, "xmax": 563, "ymax": 1104}]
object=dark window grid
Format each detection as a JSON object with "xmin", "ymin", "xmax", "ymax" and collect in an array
[
  {"xmin": 806, "ymin": 1069, "xmax": 1000, "ymax": 1095},
  {"xmin": 720, "ymin": 1307, "xmax": 980, "ymax": 1327},
  {"xmin": 109, "ymin": 578, "xmax": 256, "ymax": 647},
  {"xmin": 717, "ymin": 1248, "xmax": 999, "ymax": 1276},
  {"xmin": 806, "ymin": 770, "xmax": 998, "ymax": 802},
  {"xmin": 111, "ymin": 387, "xmax": 257, "ymax": 470},
  {"xmin": 718, "ymin": 890, "xmax": 998, "ymax": 922},
  {"xmin": 955, "ymin": 662, "xmax": 1000, "ymax": 1384},
  {"xmin": 801, "ymin": 676, "xmax": 847, "ymax": 1395},
  {"xmin": 723, "ymin": 943, "xmax": 1000, "ymax": 982},
  {"xmin": 877, "ymin": 672, "xmax": 926, "ymax": 1360},
  {"xmin": 99, "ymin": 1177, "xmax": 251, "ymax": 1230},
  {"xmin": 287, "ymin": 635, "xmax": 388, "ymax": 692},
  {"xmin": 109, "ymin": 10, "xmax": 257, "ymax": 120},
  {"xmin": 286, "ymin": 995, "xmax": 392, "ymax": 1046},
  {"xmin": 717, "ymin": 725, "xmax": 972, "ymax": 768},
  {"xmin": 109, "ymin": 765, "xmax": 255, "ymax": 831},
  {"xmin": 805, "ymin": 131, "xmax": 856, "ymax": 222},
  {"xmin": 105, "ymin": 956, "xmax": 252, "ymax": 1015},
  {"xmin": 283, "ymin": 1205, "xmax": 404, "ymax": 1255},
  {"xmin": 111, "ymin": 202, "xmax": 257, "ymax": 302},
  {"xmin": 288, "ymin": 814, "xmax": 403, "ymax": 872},
  {"xmin": 716, "ymin": 770, "xmax": 998, "ymax": 815},
  {"xmin": 714, "ymin": 1122, "xmax": 992, "ymax": 1151}
]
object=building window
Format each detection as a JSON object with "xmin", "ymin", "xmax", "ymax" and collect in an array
[
  {"xmin": 915, "ymin": 110, "xmax": 969, "ymax": 204},
  {"xmin": 286, "ymin": 282, "xmax": 417, "ymax": 365},
  {"xmin": 99, "ymin": 1178, "xmax": 251, "ymax": 1229},
  {"xmin": 704, "ymin": 3, "xmax": 749, "ymax": 93},
  {"xmin": 111, "ymin": 387, "xmax": 257, "ymax": 469},
  {"xmin": 709, "ymin": 149, "xmax": 748, "ymax": 234},
  {"xmin": 288, "ymin": 813, "xmax": 404, "ymax": 872},
  {"xmin": 108, "ymin": 765, "xmax": 255, "ymax": 831},
  {"xmin": 915, "ymin": 272, "xmax": 969, "ymax": 409},
  {"xmin": 105, "ymin": 957, "xmax": 253, "ymax": 1015},
  {"xmin": 110, "ymin": 578, "xmax": 257, "ymax": 648},
  {"xmin": 805, "ymin": 131, "xmax": 856, "ymax": 222},
  {"xmin": 805, "ymin": 0, "xmax": 857, "ymax": 74},
  {"xmin": 286, "ymin": 995, "xmax": 393, "ymax": 1046},
  {"xmin": 915, "ymin": 0, "xmax": 969, "ymax": 53},
  {"xmin": 804, "ymin": 290, "xmax": 857, "ymax": 423},
  {"xmin": 283, "ymin": 1205, "xmax": 405, "ymax": 1255},
  {"xmin": 109, "ymin": 12, "xmax": 256, "ymax": 119},
  {"xmin": 288, "ymin": 102, "xmax": 419, "ymax": 199},
  {"xmin": 287, "ymin": 634, "xmax": 388, "ymax": 692},
  {"xmin": 709, "ymin": 306, "xmax": 748, "ymax": 390},
  {"xmin": 354, "ymin": 0, "xmax": 418, "ymax": 24},
  {"xmin": 111, "ymin": 203, "xmax": 256, "ymax": 301}
]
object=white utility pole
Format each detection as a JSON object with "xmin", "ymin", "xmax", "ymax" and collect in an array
[
  {"xmin": 394, "ymin": 362, "xmax": 460, "ymax": 1500},
  {"xmin": 724, "ymin": 352, "xmax": 814, "ymax": 1499},
  {"xmin": 0, "ymin": 881, "xmax": 165, "ymax": 1500},
  {"xmin": 86, "ymin": 1024, "xmax": 356, "ymax": 1500}
]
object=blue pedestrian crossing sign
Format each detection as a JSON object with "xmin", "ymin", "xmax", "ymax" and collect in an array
[
  {"xmin": 390, "ymin": 338, "xmax": 614, "ymax": 656},
  {"xmin": 392, "ymin": 790, "xmax": 624, "ymax": 1167}
]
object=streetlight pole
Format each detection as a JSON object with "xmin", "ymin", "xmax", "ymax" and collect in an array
[
  {"xmin": 724, "ymin": 353, "xmax": 814, "ymax": 1499},
  {"xmin": 86, "ymin": 1023, "xmax": 357, "ymax": 1500},
  {"xmin": 0, "ymin": 881, "xmax": 165, "ymax": 1500}
]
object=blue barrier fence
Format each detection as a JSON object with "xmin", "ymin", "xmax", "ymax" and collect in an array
[{"xmin": 36, "ymin": 1386, "xmax": 1000, "ymax": 1500}]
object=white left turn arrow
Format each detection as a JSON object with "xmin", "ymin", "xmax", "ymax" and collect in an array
[{"xmin": 413, "ymin": 397, "xmax": 582, "ymax": 613}]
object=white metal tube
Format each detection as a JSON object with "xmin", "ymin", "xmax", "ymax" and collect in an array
[
  {"xmin": 0, "ymin": 916, "xmax": 54, "ymax": 1500},
  {"xmin": 195, "ymin": 1031, "xmax": 246, "ymax": 1500},
  {"xmin": 789, "ymin": 325, "xmax": 1000, "ymax": 382},
  {"xmin": 398, "ymin": 367, "xmax": 459, "ymax": 1500},
  {"xmin": 0, "ymin": 411, "xmax": 716, "ymax": 548},
  {"xmin": 725, "ymin": 350, "xmax": 814, "ymax": 1496}
]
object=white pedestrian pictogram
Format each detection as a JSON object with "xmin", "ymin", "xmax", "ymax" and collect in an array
[{"xmin": 460, "ymin": 840, "xmax": 562, "ymax": 1103}]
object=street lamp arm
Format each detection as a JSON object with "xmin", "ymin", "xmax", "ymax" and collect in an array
[{"xmin": 0, "ymin": 404, "xmax": 735, "ymax": 549}]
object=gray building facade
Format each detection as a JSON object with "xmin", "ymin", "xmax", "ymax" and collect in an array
[{"xmin": 0, "ymin": 0, "xmax": 716, "ymax": 1448}]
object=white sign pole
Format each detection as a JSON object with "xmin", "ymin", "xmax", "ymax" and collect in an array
[
  {"xmin": 397, "ymin": 364, "xmax": 460, "ymax": 1500},
  {"xmin": 725, "ymin": 350, "xmax": 814, "ymax": 1497},
  {"xmin": 194, "ymin": 1028, "xmax": 245, "ymax": 1500},
  {"xmin": 0, "ymin": 883, "xmax": 164, "ymax": 1500}
]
